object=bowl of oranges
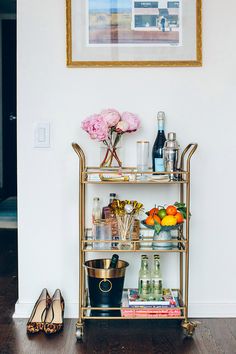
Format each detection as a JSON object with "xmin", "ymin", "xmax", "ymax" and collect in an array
[{"xmin": 141, "ymin": 202, "xmax": 187, "ymax": 234}]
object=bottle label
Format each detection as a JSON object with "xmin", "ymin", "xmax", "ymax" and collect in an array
[
  {"xmin": 152, "ymin": 279, "xmax": 162, "ymax": 296},
  {"xmin": 154, "ymin": 158, "xmax": 165, "ymax": 172},
  {"xmin": 140, "ymin": 279, "xmax": 151, "ymax": 296}
]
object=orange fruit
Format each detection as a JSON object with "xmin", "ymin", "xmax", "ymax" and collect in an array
[
  {"xmin": 153, "ymin": 215, "xmax": 161, "ymax": 224},
  {"xmin": 149, "ymin": 207, "xmax": 159, "ymax": 216},
  {"xmin": 166, "ymin": 205, "xmax": 177, "ymax": 216},
  {"xmin": 175, "ymin": 211, "xmax": 184, "ymax": 223},
  {"xmin": 146, "ymin": 215, "xmax": 155, "ymax": 226}
]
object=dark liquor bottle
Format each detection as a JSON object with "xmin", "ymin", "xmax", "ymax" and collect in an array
[
  {"xmin": 102, "ymin": 193, "xmax": 119, "ymax": 249},
  {"xmin": 109, "ymin": 254, "xmax": 119, "ymax": 268},
  {"xmin": 152, "ymin": 112, "xmax": 166, "ymax": 172},
  {"xmin": 102, "ymin": 193, "xmax": 117, "ymax": 219}
]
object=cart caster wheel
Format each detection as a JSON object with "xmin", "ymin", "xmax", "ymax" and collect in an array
[
  {"xmin": 181, "ymin": 320, "xmax": 197, "ymax": 337},
  {"xmin": 183, "ymin": 329, "xmax": 194, "ymax": 337},
  {"xmin": 76, "ymin": 327, "xmax": 83, "ymax": 341}
]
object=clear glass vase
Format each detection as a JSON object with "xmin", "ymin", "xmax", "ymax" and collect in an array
[
  {"xmin": 100, "ymin": 144, "xmax": 122, "ymax": 168},
  {"xmin": 116, "ymin": 215, "xmax": 134, "ymax": 250}
]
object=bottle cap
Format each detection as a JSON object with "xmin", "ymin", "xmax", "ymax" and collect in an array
[
  {"xmin": 111, "ymin": 254, "xmax": 119, "ymax": 259},
  {"xmin": 157, "ymin": 111, "xmax": 165, "ymax": 121},
  {"xmin": 168, "ymin": 132, "xmax": 176, "ymax": 141},
  {"xmin": 164, "ymin": 132, "xmax": 179, "ymax": 149}
]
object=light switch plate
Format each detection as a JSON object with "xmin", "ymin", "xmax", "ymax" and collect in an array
[{"xmin": 34, "ymin": 122, "xmax": 50, "ymax": 148}]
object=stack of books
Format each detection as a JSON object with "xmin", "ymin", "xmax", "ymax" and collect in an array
[{"xmin": 122, "ymin": 289, "xmax": 181, "ymax": 318}]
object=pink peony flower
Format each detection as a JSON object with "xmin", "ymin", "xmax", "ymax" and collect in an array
[
  {"xmin": 121, "ymin": 112, "xmax": 141, "ymax": 132},
  {"xmin": 81, "ymin": 114, "xmax": 109, "ymax": 141},
  {"xmin": 116, "ymin": 120, "xmax": 129, "ymax": 133},
  {"xmin": 100, "ymin": 108, "xmax": 121, "ymax": 128}
]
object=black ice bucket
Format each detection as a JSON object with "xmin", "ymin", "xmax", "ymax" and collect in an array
[{"xmin": 84, "ymin": 258, "xmax": 129, "ymax": 317}]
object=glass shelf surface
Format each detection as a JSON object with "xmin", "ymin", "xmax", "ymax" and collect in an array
[
  {"xmin": 81, "ymin": 290, "xmax": 185, "ymax": 320},
  {"xmin": 82, "ymin": 167, "xmax": 188, "ymax": 184}
]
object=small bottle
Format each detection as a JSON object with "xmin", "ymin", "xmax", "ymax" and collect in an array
[
  {"xmin": 92, "ymin": 197, "xmax": 101, "ymax": 224},
  {"xmin": 138, "ymin": 255, "xmax": 151, "ymax": 300},
  {"xmin": 109, "ymin": 254, "xmax": 119, "ymax": 268},
  {"xmin": 151, "ymin": 255, "xmax": 163, "ymax": 300},
  {"xmin": 152, "ymin": 111, "xmax": 166, "ymax": 172}
]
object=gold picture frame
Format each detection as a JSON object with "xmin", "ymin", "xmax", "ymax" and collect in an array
[{"xmin": 66, "ymin": 0, "xmax": 202, "ymax": 67}]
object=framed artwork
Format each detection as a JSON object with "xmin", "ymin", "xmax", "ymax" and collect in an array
[{"xmin": 66, "ymin": 0, "xmax": 202, "ymax": 67}]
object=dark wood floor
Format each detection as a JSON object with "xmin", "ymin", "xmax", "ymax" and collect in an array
[{"xmin": 0, "ymin": 231, "xmax": 236, "ymax": 353}]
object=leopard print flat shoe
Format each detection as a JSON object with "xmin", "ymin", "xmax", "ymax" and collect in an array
[
  {"xmin": 44, "ymin": 289, "xmax": 64, "ymax": 334},
  {"xmin": 27, "ymin": 288, "xmax": 51, "ymax": 334}
]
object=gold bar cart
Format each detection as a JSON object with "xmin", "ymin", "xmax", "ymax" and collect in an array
[{"xmin": 72, "ymin": 142, "xmax": 198, "ymax": 341}]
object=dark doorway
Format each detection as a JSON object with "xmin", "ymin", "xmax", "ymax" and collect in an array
[
  {"xmin": 1, "ymin": 19, "xmax": 17, "ymax": 198},
  {"xmin": 0, "ymin": 15, "xmax": 17, "ymax": 313}
]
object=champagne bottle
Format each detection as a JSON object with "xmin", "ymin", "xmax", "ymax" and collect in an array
[
  {"xmin": 138, "ymin": 255, "xmax": 151, "ymax": 300},
  {"xmin": 152, "ymin": 111, "xmax": 166, "ymax": 172},
  {"xmin": 109, "ymin": 254, "xmax": 119, "ymax": 268},
  {"xmin": 151, "ymin": 255, "xmax": 163, "ymax": 300}
]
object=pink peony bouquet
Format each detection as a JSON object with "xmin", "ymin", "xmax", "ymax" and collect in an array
[{"xmin": 81, "ymin": 108, "xmax": 141, "ymax": 167}]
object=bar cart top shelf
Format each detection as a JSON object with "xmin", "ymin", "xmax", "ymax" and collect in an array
[
  {"xmin": 82, "ymin": 167, "xmax": 188, "ymax": 184},
  {"xmin": 72, "ymin": 142, "xmax": 198, "ymax": 185}
]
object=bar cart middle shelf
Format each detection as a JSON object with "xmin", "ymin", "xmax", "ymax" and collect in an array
[{"xmin": 72, "ymin": 142, "xmax": 197, "ymax": 341}]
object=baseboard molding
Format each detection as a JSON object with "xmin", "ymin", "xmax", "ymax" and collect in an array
[
  {"xmin": 13, "ymin": 301, "xmax": 236, "ymax": 319},
  {"xmin": 189, "ymin": 302, "xmax": 236, "ymax": 318},
  {"xmin": 13, "ymin": 301, "xmax": 78, "ymax": 319}
]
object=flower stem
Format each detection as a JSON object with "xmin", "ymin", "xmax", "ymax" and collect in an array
[{"xmin": 100, "ymin": 136, "xmax": 122, "ymax": 168}]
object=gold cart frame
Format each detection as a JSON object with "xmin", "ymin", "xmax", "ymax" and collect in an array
[
  {"xmin": 66, "ymin": 0, "xmax": 202, "ymax": 68},
  {"xmin": 72, "ymin": 142, "xmax": 197, "ymax": 340}
]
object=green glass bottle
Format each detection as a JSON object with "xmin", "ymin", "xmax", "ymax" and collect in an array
[
  {"xmin": 138, "ymin": 255, "xmax": 151, "ymax": 300},
  {"xmin": 109, "ymin": 254, "xmax": 119, "ymax": 268},
  {"xmin": 151, "ymin": 255, "xmax": 163, "ymax": 300}
]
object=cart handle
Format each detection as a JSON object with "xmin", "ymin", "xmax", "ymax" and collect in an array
[
  {"xmin": 72, "ymin": 143, "xmax": 86, "ymax": 171},
  {"xmin": 180, "ymin": 143, "xmax": 198, "ymax": 172}
]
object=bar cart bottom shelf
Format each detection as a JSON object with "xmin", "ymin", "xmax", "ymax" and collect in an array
[{"xmin": 75, "ymin": 289, "xmax": 197, "ymax": 341}]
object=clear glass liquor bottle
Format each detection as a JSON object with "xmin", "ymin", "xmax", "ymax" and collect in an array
[
  {"xmin": 151, "ymin": 255, "xmax": 163, "ymax": 300},
  {"xmin": 92, "ymin": 197, "xmax": 101, "ymax": 224},
  {"xmin": 138, "ymin": 255, "xmax": 151, "ymax": 300}
]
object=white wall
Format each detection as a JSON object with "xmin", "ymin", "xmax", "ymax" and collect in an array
[{"xmin": 15, "ymin": 0, "xmax": 236, "ymax": 318}]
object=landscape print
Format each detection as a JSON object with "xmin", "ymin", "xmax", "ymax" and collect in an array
[{"xmin": 88, "ymin": 0, "xmax": 181, "ymax": 45}]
